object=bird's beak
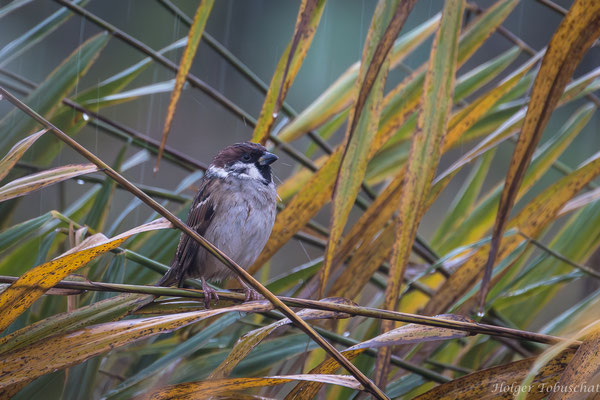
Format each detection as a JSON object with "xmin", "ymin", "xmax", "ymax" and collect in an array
[{"xmin": 258, "ymin": 152, "xmax": 278, "ymax": 166}]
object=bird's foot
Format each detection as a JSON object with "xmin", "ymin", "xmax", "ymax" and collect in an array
[
  {"xmin": 236, "ymin": 276, "xmax": 261, "ymax": 302},
  {"xmin": 201, "ymin": 278, "xmax": 219, "ymax": 309}
]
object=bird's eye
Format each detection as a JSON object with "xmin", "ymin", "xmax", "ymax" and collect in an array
[{"xmin": 241, "ymin": 153, "xmax": 251, "ymax": 162}]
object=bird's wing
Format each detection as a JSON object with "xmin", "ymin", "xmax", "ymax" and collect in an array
[{"xmin": 158, "ymin": 178, "xmax": 217, "ymax": 286}]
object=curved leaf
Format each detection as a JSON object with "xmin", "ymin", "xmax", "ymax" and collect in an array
[
  {"xmin": 209, "ymin": 298, "xmax": 355, "ymax": 380},
  {"xmin": 285, "ymin": 314, "xmax": 470, "ymax": 399},
  {"xmin": 0, "ymin": 164, "xmax": 98, "ymax": 203},
  {"xmin": 277, "ymin": 12, "xmax": 440, "ymax": 143},
  {"xmin": 414, "ymin": 349, "xmax": 575, "ymax": 400},
  {"xmin": 423, "ymin": 151, "xmax": 600, "ymax": 316},
  {"xmin": 250, "ymin": 0, "xmax": 519, "ymax": 276},
  {"xmin": 144, "ymin": 374, "xmax": 362, "ymax": 400},
  {"xmin": 375, "ymin": 0, "xmax": 463, "ymax": 385},
  {"xmin": 0, "ymin": 129, "xmax": 46, "ymax": 181},
  {"xmin": 0, "ymin": 0, "xmax": 88, "ymax": 67}
]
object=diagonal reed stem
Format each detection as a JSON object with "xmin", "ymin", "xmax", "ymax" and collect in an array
[{"xmin": 0, "ymin": 86, "xmax": 389, "ymax": 400}]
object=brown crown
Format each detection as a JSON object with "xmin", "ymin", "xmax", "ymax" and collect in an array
[{"xmin": 211, "ymin": 142, "xmax": 267, "ymax": 168}]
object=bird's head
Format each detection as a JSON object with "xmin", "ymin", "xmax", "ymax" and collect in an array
[{"xmin": 208, "ymin": 142, "xmax": 278, "ymax": 185}]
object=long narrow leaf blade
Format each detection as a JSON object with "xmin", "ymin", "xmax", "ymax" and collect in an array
[
  {"xmin": 249, "ymin": 0, "xmax": 519, "ymax": 276},
  {"xmin": 155, "ymin": 0, "xmax": 214, "ymax": 172},
  {"xmin": 0, "ymin": 302, "xmax": 272, "ymax": 389},
  {"xmin": 251, "ymin": 0, "xmax": 326, "ymax": 144},
  {"xmin": 322, "ymin": 0, "xmax": 418, "ymax": 296},
  {"xmin": 0, "ymin": 164, "xmax": 98, "ymax": 202}
]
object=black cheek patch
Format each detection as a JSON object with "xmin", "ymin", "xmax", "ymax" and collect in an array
[{"xmin": 256, "ymin": 163, "xmax": 272, "ymax": 185}]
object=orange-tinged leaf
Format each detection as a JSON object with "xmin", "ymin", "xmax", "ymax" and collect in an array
[
  {"xmin": 0, "ymin": 301, "xmax": 272, "ymax": 389},
  {"xmin": 251, "ymin": 0, "xmax": 326, "ymax": 145},
  {"xmin": 144, "ymin": 374, "xmax": 362, "ymax": 400},
  {"xmin": 480, "ymin": 0, "xmax": 600, "ymax": 311},
  {"xmin": 413, "ymin": 349, "xmax": 575, "ymax": 400},
  {"xmin": 322, "ymin": 0, "xmax": 418, "ymax": 297},
  {"xmin": 0, "ymin": 163, "xmax": 98, "ymax": 202},
  {"xmin": 0, "ymin": 218, "xmax": 172, "ymax": 333},
  {"xmin": 155, "ymin": 0, "xmax": 214, "ymax": 172},
  {"xmin": 423, "ymin": 152, "xmax": 600, "ymax": 316},
  {"xmin": 0, "ymin": 129, "xmax": 47, "ymax": 182}
]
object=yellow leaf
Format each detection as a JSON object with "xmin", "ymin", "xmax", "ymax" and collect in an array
[
  {"xmin": 0, "ymin": 129, "xmax": 47, "ymax": 181},
  {"xmin": 286, "ymin": 314, "xmax": 469, "ymax": 399},
  {"xmin": 145, "ymin": 374, "xmax": 362, "ymax": 400},
  {"xmin": 0, "ymin": 218, "xmax": 172, "ymax": 333}
]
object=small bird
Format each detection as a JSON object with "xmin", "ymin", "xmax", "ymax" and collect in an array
[{"xmin": 158, "ymin": 142, "xmax": 278, "ymax": 308}]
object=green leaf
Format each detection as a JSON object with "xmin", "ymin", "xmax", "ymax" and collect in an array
[
  {"xmin": 277, "ymin": 11, "xmax": 440, "ymax": 143},
  {"xmin": 0, "ymin": 0, "xmax": 34, "ymax": 20},
  {"xmin": 104, "ymin": 313, "xmax": 241, "ymax": 399},
  {"xmin": 0, "ymin": 212, "xmax": 53, "ymax": 254},
  {"xmin": 437, "ymin": 102, "xmax": 596, "ymax": 254},
  {"xmin": 432, "ymin": 150, "xmax": 495, "ymax": 247},
  {"xmin": 0, "ymin": 0, "xmax": 88, "ymax": 67},
  {"xmin": 0, "ymin": 302, "xmax": 272, "ymax": 390},
  {"xmin": 480, "ymin": 0, "xmax": 600, "ymax": 311},
  {"xmin": 376, "ymin": 0, "xmax": 464, "ymax": 384},
  {"xmin": 0, "ymin": 32, "xmax": 109, "ymax": 155}
]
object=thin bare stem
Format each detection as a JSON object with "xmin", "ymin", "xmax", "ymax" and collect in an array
[{"xmin": 519, "ymin": 231, "xmax": 600, "ymax": 279}]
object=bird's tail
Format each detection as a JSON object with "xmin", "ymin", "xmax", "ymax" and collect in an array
[{"xmin": 156, "ymin": 265, "xmax": 178, "ymax": 287}]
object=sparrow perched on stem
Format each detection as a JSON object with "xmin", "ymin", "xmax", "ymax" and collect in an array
[{"xmin": 158, "ymin": 142, "xmax": 278, "ymax": 308}]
